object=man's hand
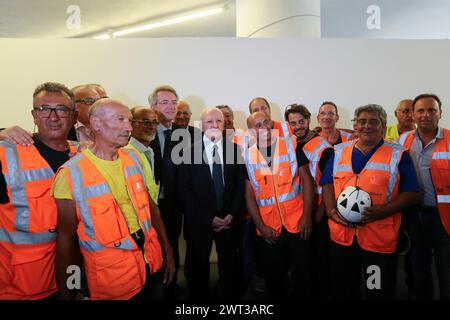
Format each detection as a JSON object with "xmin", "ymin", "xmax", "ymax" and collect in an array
[
  {"xmin": 327, "ymin": 208, "xmax": 351, "ymax": 227},
  {"xmin": 162, "ymin": 245, "xmax": 176, "ymax": 285},
  {"xmin": 0, "ymin": 126, "xmax": 34, "ymax": 146},
  {"xmin": 299, "ymin": 213, "xmax": 312, "ymax": 240},
  {"xmin": 258, "ymin": 224, "xmax": 278, "ymax": 244},
  {"xmin": 361, "ymin": 205, "xmax": 390, "ymax": 224},
  {"xmin": 212, "ymin": 214, "xmax": 233, "ymax": 232}
]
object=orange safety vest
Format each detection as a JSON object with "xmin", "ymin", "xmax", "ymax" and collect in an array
[
  {"xmin": 302, "ymin": 136, "xmax": 332, "ymax": 205},
  {"xmin": 331, "ymin": 140, "xmax": 406, "ymax": 253},
  {"xmin": 243, "ymin": 123, "xmax": 304, "ymax": 236},
  {"xmin": 0, "ymin": 142, "xmax": 75, "ymax": 300},
  {"xmin": 60, "ymin": 148, "xmax": 163, "ymax": 300},
  {"xmin": 339, "ymin": 130, "xmax": 352, "ymax": 142},
  {"xmin": 398, "ymin": 128, "xmax": 450, "ymax": 235}
]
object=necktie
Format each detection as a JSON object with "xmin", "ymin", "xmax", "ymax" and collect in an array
[{"xmin": 212, "ymin": 145, "xmax": 224, "ymax": 211}]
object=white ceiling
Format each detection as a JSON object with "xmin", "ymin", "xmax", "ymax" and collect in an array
[{"xmin": 0, "ymin": 0, "xmax": 236, "ymax": 38}]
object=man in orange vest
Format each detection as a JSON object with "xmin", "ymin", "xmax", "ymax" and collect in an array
[
  {"xmin": 316, "ymin": 101, "xmax": 353, "ymax": 145},
  {"xmin": 0, "ymin": 82, "xmax": 78, "ymax": 299},
  {"xmin": 53, "ymin": 99, "xmax": 175, "ymax": 300},
  {"xmin": 0, "ymin": 83, "xmax": 108, "ymax": 145},
  {"xmin": 284, "ymin": 103, "xmax": 334, "ymax": 299},
  {"xmin": 248, "ymin": 97, "xmax": 286, "ymax": 135},
  {"xmin": 321, "ymin": 104, "xmax": 419, "ymax": 299},
  {"xmin": 243, "ymin": 111, "xmax": 314, "ymax": 299},
  {"xmin": 398, "ymin": 93, "xmax": 450, "ymax": 300}
]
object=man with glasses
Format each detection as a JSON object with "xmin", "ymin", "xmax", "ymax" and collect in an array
[
  {"xmin": 317, "ymin": 101, "xmax": 353, "ymax": 145},
  {"xmin": 148, "ymin": 85, "xmax": 186, "ymax": 299},
  {"xmin": 125, "ymin": 107, "xmax": 159, "ymax": 203},
  {"xmin": 0, "ymin": 82, "xmax": 78, "ymax": 299},
  {"xmin": 320, "ymin": 104, "xmax": 419, "ymax": 299},
  {"xmin": 398, "ymin": 93, "xmax": 450, "ymax": 300},
  {"xmin": 385, "ymin": 99, "xmax": 415, "ymax": 141},
  {"xmin": 69, "ymin": 84, "xmax": 108, "ymax": 142},
  {"xmin": 0, "ymin": 83, "xmax": 108, "ymax": 145}
]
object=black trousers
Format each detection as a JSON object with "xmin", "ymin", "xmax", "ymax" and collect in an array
[
  {"xmin": 330, "ymin": 239, "xmax": 397, "ymax": 300},
  {"xmin": 185, "ymin": 223, "xmax": 241, "ymax": 300},
  {"xmin": 130, "ymin": 266, "xmax": 165, "ymax": 300},
  {"xmin": 255, "ymin": 227, "xmax": 313, "ymax": 300},
  {"xmin": 311, "ymin": 215, "xmax": 332, "ymax": 299},
  {"xmin": 158, "ymin": 199, "xmax": 182, "ymax": 289}
]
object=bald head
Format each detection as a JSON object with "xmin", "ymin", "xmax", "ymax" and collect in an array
[
  {"xmin": 395, "ymin": 99, "xmax": 414, "ymax": 130},
  {"xmin": 89, "ymin": 98, "xmax": 132, "ymax": 148},
  {"xmin": 201, "ymin": 107, "xmax": 224, "ymax": 141},
  {"xmin": 247, "ymin": 111, "xmax": 269, "ymax": 129},
  {"xmin": 72, "ymin": 84, "xmax": 108, "ymax": 126},
  {"xmin": 247, "ymin": 112, "xmax": 272, "ymax": 146},
  {"xmin": 130, "ymin": 106, "xmax": 158, "ymax": 146}
]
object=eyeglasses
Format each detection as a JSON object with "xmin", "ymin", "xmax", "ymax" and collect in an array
[
  {"xmin": 356, "ymin": 119, "xmax": 381, "ymax": 126},
  {"xmin": 156, "ymin": 100, "xmax": 179, "ymax": 106},
  {"xmin": 75, "ymin": 96, "xmax": 108, "ymax": 105},
  {"xmin": 397, "ymin": 109, "xmax": 413, "ymax": 115},
  {"xmin": 318, "ymin": 111, "xmax": 337, "ymax": 117},
  {"xmin": 132, "ymin": 119, "xmax": 159, "ymax": 126},
  {"xmin": 33, "ymin": 105, "xmax": 74, "ymax": 118}
]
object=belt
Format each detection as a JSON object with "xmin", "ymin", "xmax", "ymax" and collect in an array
[{"xmin": 130, "ymin": 229, "xmax": 145, "ymax": 250}]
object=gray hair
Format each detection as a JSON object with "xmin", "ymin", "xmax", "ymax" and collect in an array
[
  {"xmin": 148, "ymin": 85, "xmax": 179, "ymax": 106},
  {"xmin": 354, "ymin": 104, "xmax": 387, "ymax": 127},
  {"xmin": 33, "ymin": 82, "xmax": 75, "ymax": 109}
]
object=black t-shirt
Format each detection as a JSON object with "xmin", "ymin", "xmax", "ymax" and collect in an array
[
  {"xmin": 0, "ymin": 137, "xmax": 71, "ymax": 204},
  {"xmin": 244, "ymin": 141, "xmax": 309, "ymax": 180}
]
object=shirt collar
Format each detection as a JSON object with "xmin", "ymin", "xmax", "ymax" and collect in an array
[
  {"xmin": 157, "ymin": 123, "xmax": 172, "ymax": 134},
  {"xmin": 413, "ymin": 126, "xmax": 443, "ymax": 140},
  {"xmin": 129, "ymin": 137, "xmax": 153, "ymax": 153},
  {"xmin": 203, "ymin": 134, "xmax": 223, "ymax": 149}
]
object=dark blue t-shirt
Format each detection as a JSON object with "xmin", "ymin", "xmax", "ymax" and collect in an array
[{"xmin": 319, "ymin": 139, "xmax": 419, "ymax": 193}]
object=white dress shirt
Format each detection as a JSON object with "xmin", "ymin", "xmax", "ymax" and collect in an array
[{"xmin": 203, "ymin": 135, "xmax": 224, "ymax": 183}]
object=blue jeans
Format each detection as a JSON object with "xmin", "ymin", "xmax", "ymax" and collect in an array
[{"xmin": 404, "ymin": 206, "xmax": 450, "ymax": 300}]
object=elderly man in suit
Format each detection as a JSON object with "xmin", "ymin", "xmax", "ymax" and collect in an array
[{"xmin": 178, "ymin": 108, "xmax": 245, "ymax": 300}]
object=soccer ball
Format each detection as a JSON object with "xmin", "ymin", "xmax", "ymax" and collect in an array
[{"xmin": 336, "ymin": 186, "xmax": 372, "ymax": 224}]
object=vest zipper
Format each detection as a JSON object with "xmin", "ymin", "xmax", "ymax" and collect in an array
[
  {"xmin": 270, "ymin": 167, "xmax": 285, "ymax": 228},
  {"xmin": 354, "ymin": 174, "xmax": 359, "ymax": 236}
]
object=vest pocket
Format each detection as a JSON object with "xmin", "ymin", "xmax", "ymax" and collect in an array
[
  {"xmin": 93, "ymin": 250, "xmax": 144, "ymax": 300},
  {"xmin": 26, "ymin": 184, "xmax": 57, "ymax": 233},
  {"xmin": 90, "ymin": 202, "xmax": 124, "ymax": 246},
  {"xmin": 0, "ymin": 247, "xmax": 13, "ymax": 295}
]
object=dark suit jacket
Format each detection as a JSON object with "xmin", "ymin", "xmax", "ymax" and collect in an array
[
  {"xmin": 149, "ymin": 123, "xmax": 201, "ymax": 204},
  {"xmin": 178, "ymin": 135, "xmax": 245, "ymax": 232}
]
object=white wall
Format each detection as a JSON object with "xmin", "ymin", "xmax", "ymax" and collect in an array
[{"xmin": 0, "ymin": 38, "xmax": 449, "ymax": 131}]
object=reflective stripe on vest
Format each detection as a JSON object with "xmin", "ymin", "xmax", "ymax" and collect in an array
[
  {"xmin": 397, "ymin": 130, "xmax": 414, "ymax": 147},
  {"xmin": 334, "ymin": 141, "xmax": 403, "ymax": 202},
  {"xmin": 340, "ymin": 130, "xmax": 352, "ymax": 141},
  {"xmin": 79, "ymin": 238, "xmax": 135, "ymax": 252},
  {"xmin": 244, "ymin": 132, "xmax": 301, "ymax": 207},
  {"xmin": 437, "ymin": 195, "xmax": 450, "ymax": 203},
  {"xmin": 0, "ymin": 142, "xmax": 56, "ymax": 242},
  {"xmin": 432, "ymin": 152, "xmax": 450, "ymax": 160},
  {"xmin": 303, "ymin": 137, "xmax": 331, "ymax": 195},
  {"xmin": 0, "ymin": 228, "xmax": 56, "ymax": 244},
  {"xmin": 65, "ymin": 152, "xmax": 150, "ymax": 250}
]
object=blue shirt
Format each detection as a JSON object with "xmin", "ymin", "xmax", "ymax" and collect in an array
[{"xmin": 320, "ymin": 139, "xmax": 419, "ymax": 193}]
